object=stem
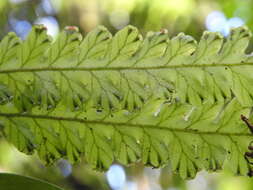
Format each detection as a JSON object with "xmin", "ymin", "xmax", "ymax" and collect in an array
[
  {"xmin": 0, "ymin": 62, "xmax": 253, "ymax": 74},
  {"xmin": 0, "ymin": 112, "xmax": 252, "ymax": 137}
]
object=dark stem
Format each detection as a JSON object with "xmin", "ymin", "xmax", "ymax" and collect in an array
[{"xmin": 241, "ymin": 115, "xmax": 253, "ymax": 133}]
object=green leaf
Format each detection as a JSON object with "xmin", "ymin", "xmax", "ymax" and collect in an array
[
  {"xmin": 1, "ymin": 26, "xmax": 253, "ymax": 111},
  {"xmin": 18, "ymin": 25, "xmax": 51, "ymax": 68},
  {"xmin": 0, "ymin": 98, "xmax": 252, "ymax": 178},
  {"xmin": 78, "ymin": 25, "xmax": 111, "ymax": 61},
  {"xmin": 0, "ymin": 173, "xmax": 63, "ymax": 190},
  {"xmin": 1, "ymin": 25, "xmax": 253, "ymax": 179},
  {"xmin": 0, "ymin": 32, "xmax": 20, "ymax": 68}
]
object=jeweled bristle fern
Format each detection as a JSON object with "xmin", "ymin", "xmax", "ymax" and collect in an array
[{"xmin": 0, "ymin": 25, "xmax": 253, "ymax": 179}]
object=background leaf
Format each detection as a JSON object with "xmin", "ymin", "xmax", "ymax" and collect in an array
[{"xmin": 0, "ymin": 173, "xmax": 63, "ymax": 190}]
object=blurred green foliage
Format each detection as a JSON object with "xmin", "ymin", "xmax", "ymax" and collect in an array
[
  {"xmin": 0, "ymin": 173, "xmax": 63, "ymax": 190},
  {"xmin": 0, "ymin": 0, "xmax": 252, "ymax": 38}
]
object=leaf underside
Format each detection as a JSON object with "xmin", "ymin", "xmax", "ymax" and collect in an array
[{"xmin": 0, "ymin": 25, "xmax": 253, "ymax": 179}]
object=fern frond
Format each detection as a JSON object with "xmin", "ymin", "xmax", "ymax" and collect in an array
[
  {"xmin": 1, "ymin": 25, "xmax": 253, "ymax": 179},
  {"xmin": 1, "ymin": 25, "xmax": 253, "ymax": 113},
  {"xmin": 0, "ymin": 98, "xmax": 252, "ymax": 178}
]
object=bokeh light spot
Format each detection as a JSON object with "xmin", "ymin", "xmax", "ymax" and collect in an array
[
  {"xmin": 109, "ymin": 10, "xmax": 130, "ymax": 29},
  {"xmin": 106, "ymin": 164, "xmax": 126, "ymax": 190},
  {"xmin": 57, "ymin": 159, "xmax": 72, "ymax": 177},
  {"xmin": 124, "ymin": 181, "xmax": 138, "ymax": 190},
  {"xmin": 10, "ymin": 19, "xmax": 32, "ymax": 39},
  {"xmin": 187, "ymin": 171, "xmax": 208, "ymax": 190},
  {"xmin": 41, "ymin": 0, "xmax": 56, "ymax": 15},
  {"xmin": 205, "ymin": 11, "xmax": 227, "ymax": 34},
  {"xmin": 227, "ymin": 17, "xmax": 244, "ymax": 28},
  {"xmin": 34, "ymin": 16, "xmax": 59, "ymax": 38},
  {"xmin": 205, "ymin": 11, "xmax": 245, "ymax": 36}
]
